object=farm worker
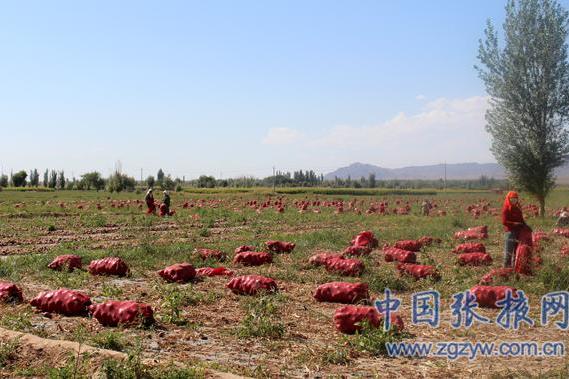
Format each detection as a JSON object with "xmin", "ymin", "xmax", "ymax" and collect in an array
[
  {"xmin": 421, "ymin": 200, "xmax": 431, "ymax": 216},
  {"xmin": 144, "ymin": 188, "xmax": 156, "ymax": 214},
  {"xmin": 502, "ymin": 191, "xmax": 527, "ymax": 267},
  {"xmin": 160, "ymin": 190, "xmax": 171, "ymax": 216},
  {"xmin": 556, "ymin": 211, "xmax": 569, "ymax": 227}
]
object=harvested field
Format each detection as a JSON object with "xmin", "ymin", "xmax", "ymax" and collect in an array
[{"xmin": 0, "ymin": 189, "xmax": 568, "ymax": 378}]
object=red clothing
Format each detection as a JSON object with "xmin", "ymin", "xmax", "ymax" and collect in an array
[{"xmin": 502, "ymin": 191, "xmax": 524, "ymax": 232}]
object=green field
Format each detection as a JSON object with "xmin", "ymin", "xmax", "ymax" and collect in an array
[{"xmin": 0, "ymin": 189, "xmax": 568, "ymax": 378}]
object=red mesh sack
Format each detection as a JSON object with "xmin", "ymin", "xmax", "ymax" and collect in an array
[
  {"xmin": 333, "ymin": 305, "xmax": 404, "ymax": 334},
  {"xmin": 553, "ymin": 228, "xmax": 569, "ymax": 238},
  {"xmin": 517, "ymin": 225, "xmax": 533, "ymax": 246},
  {"xmin": 232, "ymin": 251, "xmax": 272, "ymax": 266},
  {"xmin": 324, "ymin": 257, "xmax": 364, "ymax": 276},
  {"xmin": 532, "ymin": 231, "xmax": 550, "ymax": 246},
  {"xmin": 226, "ymin": 275, "xmax": 278, "ymax": 295},
  {"xmin": 561, "ymin": 245, "xmax": 569, "ymax": 257},
  {"xmin": 394, "ymin": 240, "xmax": 422, "ymax": 252},
  {"xmin": 397, "ymin": 263, "xmax": 440, "ymax": 280},
  {"xmin": 470, "ymin": 225, "xmax": 488, "ymax": 235},
  {"xmin": 89, "ymin": 301, "xmax": 154, "ymax": 327},
  {"xmin": 158, "ymin": 263, "xmax": 196, "ymax": 283},
  {"xmin": 0, "ymin": 281, "xmax": 23, "ymax": 303},
  {"xmin": 159, "ymin": 203, "xmax": 175, "ymax": 217},
  {"xmin": 30, "ymin": 289, "xmax": 91, "ymax": 316},
  {"xmin": 455, "ymin": 242, "xmax": 486, "ymax": 254},
  {"xmin": 342, "ymin": 245, "xmax": 372, "ymax": 257},
  {"xmin": 234, "ymin": 245, "xmax": 255, "ymax": 254},
  {"xmin": 48, "ymin": 255, "xmax": 82, "ymax": 272},
  {"xmin": 458, "ymin": 252, "xmax": 493, "ymax": 266},
  {"xmin": 265, "ymin": 240, "xmax": 295, "ymax": 253},
  {"xmin": 308, "ymin": 252, "xmax": 343, "ymax": 266},
  {"xmin": 196, "ymin": 266, "xmax": 234, "ymax": 277},
  {"xmin": 479, "ymin": 268, "xmax": 514, "ymax": 285},
  {"xmin": 514, "ymin": 244, "xmax": 533, "ymax": 275},
  {"xmin": 454, "ymin": 226, "xmax": 488, "ymax": 240},
  {"xmin": 195, "ymin": 248, "xmax": 225, "ymax": 261},
  {"xmin": 313, "ymin": 282, "xmax": 369, "ymax": 304},
  {"xmin": 350, "ymin": 231, "xmax": 379, "ymax": 249},
  {"xmin": 417, "ymin": 236, "xmax": 442, "ymax": 246},
  {"xmin": 470, "ymin": 285, "xmax": 517, "ymax": 308},
  {"xmin": 383, "ymin": 247, "xmax": 417, "ymax": 264},
  {"xmin": 453, "ymin": 242, "xmax": 486, "ymax": 254},
  {"xmin": 88, "ymin": 257, "xmax": 129, "ymax": 277}
]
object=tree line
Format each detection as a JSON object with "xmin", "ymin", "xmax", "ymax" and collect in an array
[{"xmin": 0, "ymin": 168, "xmax": 508, "ymax": 192}]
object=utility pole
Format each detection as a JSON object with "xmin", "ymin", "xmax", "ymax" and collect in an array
[
  {"xmin": 272, "ymin": 166, "xmax": 276, "ymax": 193},
  {"xmin": 140, "ymin": 168, "xmax": 143, "ymax": 184}
]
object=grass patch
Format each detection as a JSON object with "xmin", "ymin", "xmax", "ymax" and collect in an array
[
  {"xmin": 0, "ymin": 338, "xmax": 19, "ymax": 368},
  {"xmin": 91, "ymin": 330, "xmax": 129, "ymax": 352},
  {"xmin": 343, "ymin": 320, "xmax": 407, "ymax": 356},
  {"xmin": 236, "ymin": 293, "xmax": 286, "ymax": 339}
]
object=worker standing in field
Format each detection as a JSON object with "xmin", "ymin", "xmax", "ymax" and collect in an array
[
  {"xmin": 144, "ymin": 188, "xmax": 156, "ymax": 215},
  {"xmin": 556, "ymin": 210, "xmax": 569, "ymax": 227},
  {"xmin": 502, "ymin": 191, "xmax": 527, "ymax": 268},
  {"xmin": 160, "ymin": 190, "xmax": 171, "ymax": 217},
  {"xmin": 421, "ymin": 199, "xmax": 431, "ymax": 216}
]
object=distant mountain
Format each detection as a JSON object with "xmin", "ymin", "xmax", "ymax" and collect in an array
[{"xmin": 324, "ymin": 161, "xmax": 569, "ymax": 181}]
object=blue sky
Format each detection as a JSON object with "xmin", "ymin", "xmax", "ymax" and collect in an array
[{"xmin": 1, "ymin": 1, "xmax": 563, "ymax": 179}]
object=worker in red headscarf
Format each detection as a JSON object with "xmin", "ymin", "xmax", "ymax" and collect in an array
[
  {"xmin": 144, "ymin": 188, "xmax": 156, "ymax": 215},
  {"xmin": 501, "ymin": 191, "xmax": 526, "ymax": 267}
]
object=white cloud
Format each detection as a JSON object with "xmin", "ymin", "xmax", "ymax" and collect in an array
[
  {"xmin": 258, "ymin": 96, "xmax": 494, "ymax": 169},
  {"xmin": 416, "ymin": 94, "xmax": 426, "ymax": 100},
  {"xmin": 312, "ymin": 96, "xmax": 489, "ymax": 148},
  {"xmin": 305, "ymin": 95, "xmax": 492, "ymax": 167},
  {"xmin": 262, "ymin": 127, "xmax": 303, "ymax": 145}
]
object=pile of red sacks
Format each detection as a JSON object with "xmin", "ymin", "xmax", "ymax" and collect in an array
[
  {"xmin": 308, "ymin": 252, "xmax": 344, "ymax": 266},
  {"xmin": 458, "ymin": 252, "xmax": 493, "ymax": 266},
  {"xmin": 226, "ymin": 275, "xmax": 278, "ymax": 295},
  {"xmin": 350, "ymin": 231, "xmax": 379, "ymax": 249},
  {"xmin": 159, "ymin": 204, "xmax": 175, "ymax": 217},
  {"xmin": 48, "ymin": 255, "xmax": 82, "ymax": 272},
  {"xmin": 324, "ymin": 257, "xmax": 364, "ymax": 276},
  {"xmin": 383, "ymin": 247, "xmax": 417, "ymax": 264},
  {"xmin": 195, "ymin": 248, "xmax": 225, "ymax": 261},
  {"xmin": 265, "ymin": 240, "xmax": 296, "ymax": 253},
  {"xmin": 343, "ymin": 245, "xmax": 372, "ymax": 256},
  {"xmin": 158, "ymin": 263, "xmax": 196, "ymax": 283},
  {"xmin": 513, "ymin": 225, "xmax": 534, "ymax": 275},
  {"xmin": 307, "ymin": 251, "xmax": 364, "ymax": 276},
  {"xmin": 0, "ymin": 281, "xmax": 23, "ymax": 303},
  {"xmin": 340, "ymin": 231, "xmax": 379, "ymax": 256},
  {"xmin": 417, "ymin": 236, "xmax": 442, "ymax": 246},
  {"xmin": 333, "ymin": 305, "xmax": 404, "ymax": 334},
  {"xmin": 233, "ymin": 251, "xmax": 272, "ymax": 266},
  {"xmin": 470, "ymin": 285, "xmax": 518, "ymax": 308},
  {"xmin": 452, "ymin": 242, "xmax": 486, "ymax": 254},
  {"xmin": 234, "ymin": 245, "xmax": 256, "ymax": 254},
  {"xmin": 313, "ymin": 282, "xmax": 369, "ymax": 304},
  {"xmin": 397, "ymin": 263, "xmax": 440, "ymax": 281},
  {"xmin": 88, "ymin": 257, "xmax": 129, "ymax": 277},
  {"xmin": 479, "ymin": 268, "xmax": 514, "ymax": 285},
  {"xmin": 30, "ymin": 289, "xmax": 92, "ymax": 316},
  {"xmin": 196, "ymin": 267, "xmax": 234, "ymax": 277},
  {"xmin": 90, "ymin": 301, "xmax": 154, "ymax": 327},
  {"xmin": 553, "ymin": 228, "xmax": 569, "ymax": 238},
  {"xmin": 454, "ymin": 226, "xmax": 488, "ymax": 240},
  {"xmin": 394, "ymin": 240, "xmax": 422, "ymax": 252}
]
